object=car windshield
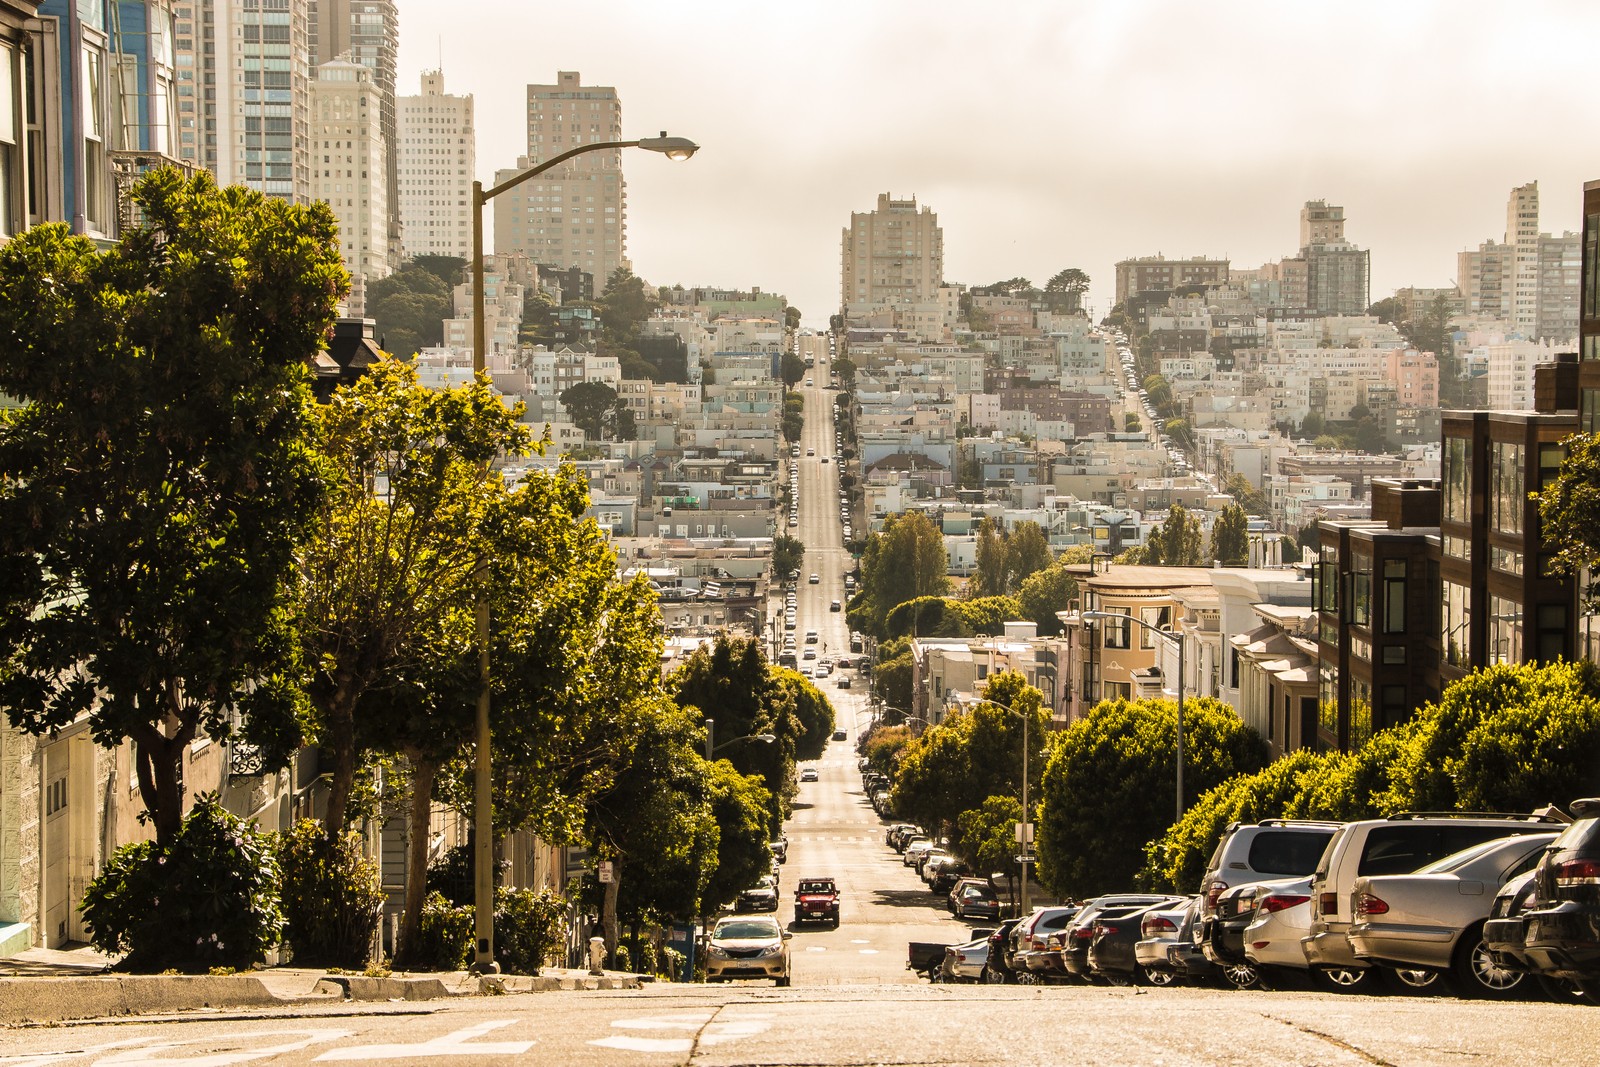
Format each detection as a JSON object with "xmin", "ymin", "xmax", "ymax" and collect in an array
[
  {"xmin": 799, "ymin": 881, "xmax": 834, "ymax": 894},
  {"xmin": 714, "ymin": 921, "xmax": 779, "ymax": 940}
]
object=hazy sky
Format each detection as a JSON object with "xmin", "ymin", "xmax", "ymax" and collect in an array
[{"xmin": 396, "ymin": 1, "xmax": 1600, "ymax": 328}]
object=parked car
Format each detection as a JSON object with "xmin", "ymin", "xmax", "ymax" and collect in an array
[
  {"xmin": 705, "ymin": 915, "xmax": 791, "ymax": 985},
  {"xmin": 800, "ymin": 766, "xmax": 818, "ymax": 782},
  {"xmin": 1197, "ymin": 819, "xmax": 1341, "ymax": 931},
  {"xmin": 1501, "ymin": 797, "xmax": 1600, "ymax": 1000},
  {"xmin": 1013, "ymin": 905, "xmax": 1080, "ymax": 983},
  {"xmin": 1132, "ymin": 898, "xmax": 1195, "ymax": 987},
  {"xmin": 949, "ymin": 879, "xmax": 1001, "ymax": 921},
  {"xmin": 1484, "ymin": 870, "xmax": 1591, "ymax": 1003},
  {"xmin": 885, "ymin": 823, "xmax": 918, "ymax": 848},
  {"xmin": 737, "ymin": 875, "xmax": 780, "ymax": 913},
  {"xmin": 1064, "ymin": 895, "xmax": 1183, "ymax": 982},
  {"xmin": 938, "ymin": 935, "xmax": 992, "ymax": 983},
  {"xmin": 982, "ymin": 918, "xmax": 1025, "ymax": 984},
  {"xmin": 1348, "ymin": 831, "xmax": 1556, "ymax": 997},
  {"xmin": 903, "ymin": 839, "xmax": 936, "ymax": 867},
  {"xmin": 770, "ymin": 836, "xmax": 788, "ymax": 863},
  {"xmin": 1242, "ymin": 876, "xmax": 1317, "ymax": 988},
  {"xmin": 1304, "ymin": 811, "xmax": 1564, "ymax": 992},
  {"xmin": 930, "ymin": 863, "xmax": 972, "ymax": 896},
  {"xmin": 922, "ymin": 853, "xmax": 962, "ymax": 887},
  {"xmin": 915, "ymin": 846, "xmax": 952, "ymax": 876},
  {"xmin": 1088, "ymin": 897, "xmax": 1188, "ymax": 985}
]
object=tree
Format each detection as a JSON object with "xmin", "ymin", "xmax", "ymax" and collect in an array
[
  {"xmin": 784, "ymin": 306, "xmax": 802, "ymax": 331},
  {"xmin": 774, "ymin": 669, "xmax": 836, "ymax": 761},
  {"xmin": 1538, "ymin": 432, "xmax": 1600, "ymax": 607},
  {"xmin": 1210, "ymin": 503, "xmax": 1250, "ymax": 566},
  {"xmin": 973, "ymin": 517, "xmax": 1007, "ymax": 597},
  {"xmin": 1366, "ymin": 296, "xmax": 1401, "ymax": 324},
  {"xmin": 0, "ymin": 169, "xmax": 343, "ymax": 844},
  {"xmin": 699, "ymin": 759, "xmax": 775, "ymax": 918},
  {"xmin": 1223, "ymin": 473, "xmax": 1270, "ymax": 516},
  {"xmin": 1144, "ymin": 504, "xmax": 1204, "ymax": 567},
  {"xmin": 780, "ymin": 352, "xmax": 807, "ymax": 390},
  {"xmin": 853, "ymin": 511, "xmax": 951, "ymax": 636},
  {"xmin": 1044, "ymin": 268, "xmax": 1091, "ymax": 313},
  {"xmin": 1124, "ymin": 412, "xmax": 1142, "ymax": 432},
  {"xmin": 410, "ymin": 255, "xmax": 467, "ymax": 289},
  {"xmin": 833, "ymin": 355, "xmax": 857, "ymax": 386},
  {"xmin": 367, "ymin": 264, "xmax": 453, "ymax": 357},
  {"xmin": 1017, "ymin": 551, "xmax": 1092, "ymax": 637},
  {"xmin": 773, "ymin": 534, "xmax": 805, "ymax": 578},
  {"xmin": 1035, "ymin": 696, "xmax": 1268, "ymax": 898},
  {"xmin": 1300, "ymin": 411, "xmax": 1326, "ymax": 438},
  {"xmin": 1005, "ymin": 522, "xmax": 1052, "ymax": 590},
  {"xmin": 958, "ymin": 795, "xmax": 1025, "ymax": 893},
  {"xmin": 295, "ymin": 359, "xmax": 534, "ymax": 836},
  {"xmin": 598, "ymin": 267, "xmax": 656, "ymax": 344},
  {"xmin": 860, "ymin": 723, "xmax": 913, "ymax": 778},
  {"xmin": 560, "ymin": 380, "xmax": 619, "ymax": 440},
  {"xmin": 951, "ymin": 596, "xmax": 1023, "ymax": 635}
]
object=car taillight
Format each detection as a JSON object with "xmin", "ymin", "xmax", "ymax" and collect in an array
[
  {"xmin": 1554, "ymin": 859, "xmax": 1600, "ymax": 888},
  {"xmin": 1319, "ymin": 892, "xmax": 1339, "ymax": 917},
  {"xmin": 1073, "ymin": 926, "xmax": 1094, "ymax": 941},
  {"xmin": 1353, "ymin": 892, "xmax": 1388, "ymax": 917},
  {"xmin": 1098, "ymin": 923, "xmax": 1120, "ymax": 936},
  {"xmin": 1205, "ymin": 879, "xmax": 1227, "ymax": 911},
  {"xmin": 1142, "ymin": 915, "xmax": 1177, "ymax": 937},
  {"xmin": 1259, "ymin": 892, "xmax": 1310, "ymax": 914}
]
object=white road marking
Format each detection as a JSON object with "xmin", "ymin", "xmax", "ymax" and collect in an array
[
  {"xmin": 850, "ymin": 939, "xmax": 871, "ymax": 944},
  {"xmin": 589, "ymin": 1014, "xmax": 771, "ymax": 1053},
  {"xmin": 23, "ymin": 1030, "xmax": 355, "ymax": 1067},
  {"xmin": 858, "ymin": 949, "xmax": 880, "ymax": 955},
  {"xmin": 314, "ymin": 1021, "xmax": 531, "ymax": 1061},
  {"xmin": 806, "ymin": 946, "xmax": 827, "ymax": 952}
]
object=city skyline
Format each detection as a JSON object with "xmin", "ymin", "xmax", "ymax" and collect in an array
[{"xmin": 395, "ymin": 0, "xmax": 1600, "ymax": 326}]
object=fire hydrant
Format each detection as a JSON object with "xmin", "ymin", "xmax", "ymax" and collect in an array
[{"xmin": 588, "ymin": 936, "xmax": 607, "ymax": 976}]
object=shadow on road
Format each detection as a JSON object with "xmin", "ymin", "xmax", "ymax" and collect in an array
[{"xmin": 867, "ymin": 887, "xmax": 952, "ymax": 913}]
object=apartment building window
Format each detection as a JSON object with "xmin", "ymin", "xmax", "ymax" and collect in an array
[
  {"xmin": 82, "ymin": 47, "xmax": 107, "ymax": 232},
  {"xmin": 1350, "ymin": 679, "xmax": 1373, "ymax": 750},
  {"xmin": 1490, "ymin": 441, "xmax": 1525, "ymax": 534},
  {"xmin": 1315, "ymin": 543, "xmax": 1339, "ymax": 614},
  {"xmin": 1443, "ymin": 437, "xmax": 1471, "ymax": 523},
  {"xmin": 1140, "ymin": 606, "xmax": 1171, "ymax": 648},
  {"xmin": 1103, "ymin": 681, "xmax": 1130, "ymax": 702},
  {"xmin": 1349, "ymin": 551, "xmax": 1372, "ymax": 627},
  {"xmin": 1381, "ymin": 559, "xmax": 1407, "ymax": 633},
  {"xmin": 1489, "ymin": 595, "xmax": 1523, "ymax": 665},
  {"xmin": 1536, "ymin": 603, "xmax": 1569, "ymax": 661},
  {"xmin": 1318, "ymin": 663, "xmax": 1338, "ymax": 743},
  {"xmin": 1442, "ymin": 580, "xmax": 1472, "ymax": 667},
  {"xmin": 0, "ymin": 44, "xmax": 14, "ymax": 235},
  {"xmin": 1101, "ymin": 608, "xmax": 1132, "ymax": 650}
]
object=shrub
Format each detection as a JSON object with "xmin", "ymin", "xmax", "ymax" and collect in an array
[
  {"xmin": 494, "ymin": 887, "xmax": 567, "ymax": 976},
  {"xmin": 81, "ymin": 794, "xmax": 282, "ymax": 972},
  {"xmin": 277, "ymin": 820, "xmax": 385, "ymax": 968},
  {"xmin": 412, "ymin": 891, "xmax": 474, "ymax": 971},
  {"xmin": 611, "ymin": 943, "xmax": 631, "ymax": 972},
  {"xmin": 426, "ymin": 844, "xmax": 507, "ymax": 907}
]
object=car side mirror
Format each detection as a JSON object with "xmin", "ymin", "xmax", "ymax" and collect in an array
[{"xmin": 783, "ymin": 931, "xmax": 793, "ymax": 940}]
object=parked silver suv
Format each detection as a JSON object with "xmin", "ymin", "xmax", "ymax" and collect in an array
[{"xmin": 1196, "ymin": 819, "xmax": 1342, "ymax": 924}]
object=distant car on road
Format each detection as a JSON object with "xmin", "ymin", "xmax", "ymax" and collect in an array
[
  {"xmin": 832, "ymin": 728, "xmax": 848, "ymax": 740},
  {"xmin": 809, "ymin": 573, "xmax": 820, "ymax": 584},
  {"xmin": 800, "ymin": 766, "xmax": 818, "ymax": 782}
]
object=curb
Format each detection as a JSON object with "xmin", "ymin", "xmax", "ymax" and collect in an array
[{"xmin": 0, "ymin": 969, "xmax": 645, "ymax": 1027}]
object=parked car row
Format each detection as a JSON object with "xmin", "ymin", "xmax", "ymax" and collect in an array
[{"xmin": 921, "ymin": 807, "xmax": 1597, "ymax": 1002}]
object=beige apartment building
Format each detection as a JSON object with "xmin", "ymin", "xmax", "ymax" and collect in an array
[
  {"xmin": 397, "ymin": 70, "xmax": 475, "ymax": 261},
  {"xmin": 494, "ymin": 72, "xmax": 627, "ymax": 285},
  {"xmin": 1459, "ymin": 183, "xmax": 1579, "ymax": 342},
  {"xmin": 841, "ymin": 193, "xmax": 944, "ymax": 323},
  {"xmin": 310, "ymin": 58, "xmax": 388, "ymax": 316},
  {"xmin": 1113, "ymin": 256, "xmax": 1230, "ymax": 305}
]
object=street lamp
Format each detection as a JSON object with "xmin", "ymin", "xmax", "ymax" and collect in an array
[
  {"xmin": 1081, "ymin": 610, "xmax": 1185, "ymax": 823},
  {"xmin": 470, "ymin": 131, "xmax": 699, "ymax": 973},
  {"xmin": 964, "ymin": 696, "xmax": 1041, "ymax": 916},
  {"xmin": 703, "ymin": 717, "xmax": 777, "ymax": 759}
]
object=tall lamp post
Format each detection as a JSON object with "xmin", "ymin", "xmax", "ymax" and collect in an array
[
  {"xmin": 966, "ymin": 697, "xmax": 1041, "ymax": 916},
  {"xmin": 470, "ymin": 132, "xmax": 699, "ymax": 973},
  {"xmin": 702, "ymin": 718, "xmax": 777, "ymax": 760},
  {"xmin": 1081, "ymin": 610, "xmax": 1185, "ymax": 823}
]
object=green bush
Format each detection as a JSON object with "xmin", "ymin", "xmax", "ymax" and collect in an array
[
  {"xmin": 426, "ymin": 844, "xmax": 508, "ymax": 907},
  {"xmin": 612, "ymin": 943, "xmax": 631, "ymax": 972},
  {"xmin": 81, "ymin": 794, "xmax": 282, "ymax": 972},
  {"xmin": 494, "ymin": 887, "xmax": 567, "ymax": 976},
  {"xmin": 277, "ymin": 820, "xmax": 385, "ymax": 968},
  {"xmin": 412, "ymin": 891, "xmax": 474, "ymax": 971}
]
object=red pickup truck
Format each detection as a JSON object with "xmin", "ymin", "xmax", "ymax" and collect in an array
[{"xmin": 795, "ymin": 877, "xmax": 840, "ymax": 926}]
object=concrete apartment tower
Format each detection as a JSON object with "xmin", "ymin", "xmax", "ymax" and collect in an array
[
  {"xmin": 309, "ymin": 0, "xmax": 399, "ymax": 267},
  {"xmin": 1458, "ymin": 182, "xmax": 1578, "ymax": 341},
  {"xmin": 172, "ymin": 0, "xmax": 313, "ymax": 203},
  {"xmin": 840, "ymin": 193, "xmax": 944, "ymax": 319},
  {"xmin": 493, "ymin": 71, "xmax": 627, "ymax": 286},
  {"xmin": 1507, "ymin": 181, "xmax": 1540, "ymax": 337},
  {"xmin": 310, "ymin": 58, "xmax": 388, "ymax": 315},
  {"xmin": 396, "ymin": 70, "xmax": 475, "ymax": 261},
  {"xmin": 1299, "ymin": 200, "xmax": 1369, "ymax": 316}
]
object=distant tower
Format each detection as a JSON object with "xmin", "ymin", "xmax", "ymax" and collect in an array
[
  {"xmin": 493, "ymin": 71, "xmax": 627, "ymax": 286},
  {"xmin": 840, "ymin": 193, "xmax": 944, "ymax": 317},
  {"xmin": 1300, "ymin": 200, "xmax": 1369, "ymax": 316},
  {"xmin": 310, "ymin": 58, "xmax": 388, "ymax": 314},
  {"xmin": 397, "ymin": 70, "xmax": 475, "ymax": 261}
]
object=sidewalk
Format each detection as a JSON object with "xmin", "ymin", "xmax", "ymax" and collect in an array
[{"xmin": 1, "ymin": 943, "xmax": 644, "ymax": 1027}]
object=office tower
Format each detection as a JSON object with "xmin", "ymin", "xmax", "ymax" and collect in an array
[
  {"xmin": 396, "ymin": 70, "xmax": 474, "ymax": 261},
  {"xmin": 310, "ymin": 58, "xmax": 387, "ymax": 314},
  {"xmin": 309, "ymin": 0, "xmax": 399, "ymax": 265},
  {"xmin": 171, "ymin": 0, "xmax": 312, "ymax": 203},
  {"xmin": 493, "ymin": 71, "xmax": 627, "ymax": 286},
  {"xmin": 840, "ymin": 193, "xmax": 944, "ymax": 317}
]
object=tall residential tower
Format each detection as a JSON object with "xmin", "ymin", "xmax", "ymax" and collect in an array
[
  {"xmin": 840, "ymin": 193, "xmax": 944, "ymax": 322},
  {"xmin": 396, "ymin": 70, "xmax": 474, "ymax": 261}
]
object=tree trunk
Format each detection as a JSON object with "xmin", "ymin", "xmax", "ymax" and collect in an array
[
  {"xmin": 602, "ymin": 866, "xmax": 621, "ymax": 958},
  {"xmin": 323, "ymin": 690, "xmax": 358, "ymax": 834},
  {"xmin": 131, "ymin": 721, "xmax": 189, "ymax": 846},
  {"xmin": 396, "ymin": 750, "xmax": 438, "ymax": 966}
]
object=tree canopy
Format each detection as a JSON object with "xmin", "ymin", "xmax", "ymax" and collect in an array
[
  {"xmin": 560, "ymin": 380, "xmax": 620, "ymax": 440},
  {"xmin": 851, "ymin": 511, "xmax": 951, "ymax": 636},
  {"xmin": 0, "ymin": 169, "xmax": 344, "ymax": 843},
  {"xmin": 1210, "ymin": 502, "xmax": 1250, "ymax": 566},
  {"xmin": 1141, "ymin": 504, "xmax": 1205, "ymax": 567},
  {"xmin": 367, "ymin": 263, "xmax": 453, "ymax": 357}
]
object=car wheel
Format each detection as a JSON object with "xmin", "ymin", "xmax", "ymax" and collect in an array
[
  {"xmin": 1137, "ymin": 966, "xmax": 1177, "ymax": 987},
  {"xmin": 984, "ymin": 964, "xmax": 1007, "ymax": 984},
  {"xmin": 1015, "ymin": 970, "xmax": 1040, "ymax": 986},
  {"xmin": 1222, "ymin": 961, "xmax": 1262, "ymax": 990},
  {"xmin": 1391, "ymin": 967, "xmax": 1444, "ymax": 993},
  {"xmin": 1450, "ymin": 926, "xmax": 1526, "ymax": 999},
  {"xmin": 1538, "ymin": 975, "xmax": 1592, "ymax": 1003},
  {"xmin": 1312, "ymin": 966, "xmax": 1380, "ymax": 993}
]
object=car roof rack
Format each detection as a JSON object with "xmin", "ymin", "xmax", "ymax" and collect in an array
[
  {"xmin": 1384, "ymin": 811, "xmax": 1566, "ymax": 822},
  {"xmin": 1252, "ymin": 818, "xmax": 1343, "ymax": 828}
]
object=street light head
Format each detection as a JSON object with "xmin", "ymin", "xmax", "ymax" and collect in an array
[
  {"xmin": 637, "ymin": 132, "xmax": 699, "ymax": 160},
  {"xmin": 756, "ymin": 733, "xmax": 776, "ymax": 744}
]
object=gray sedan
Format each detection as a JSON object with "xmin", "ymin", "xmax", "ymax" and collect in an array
[{"xmin": 1348, "ymin": 831, "xmax": 1558, "ymax": 998}]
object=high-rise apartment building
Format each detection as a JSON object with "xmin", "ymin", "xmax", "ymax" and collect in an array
[
  {"xmin": 492, "ymin": 71, "xmax": 626, "ymax": 285},
  {"xmin": 1300, "ymin": 200, "xmax": 1369, "ymax": 316},
  {"xmin": 309, "ymin": 0, "xmax": 398, "ymax": 265},
  {"xmin": 840, "ymin": 193, "xmax": 944, "ymax": 318},
  {"xmin": 1507, "ymin": 181, "xmax": 1540, "ymax": 337},
  {"xmin": 1457, "ymin": 183, "xmax": 1579, "ymax": 341},
  {"xmin": 1458, "ymin": 241, "xmax": 1512, "ymax": 319},
  {"xmin": 310, "ymin": 58, "xmax": 387, "ymax": 314},
  {"xmin": 172, "ymin": 0, "xmax": 313, "ymax": 203},
  {"xmin": 396, "ymin": 70, "xmax": 474, "ymax": 261}
]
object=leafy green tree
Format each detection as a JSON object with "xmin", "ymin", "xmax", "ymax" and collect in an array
[
  {"xmin": 367, "ymin": 263, "xmax": 453, "ymax": 357},
  {"xmin": 872, "ymin": 648, "xmax": 914, "ymax": 712},
  {"xmin": 560, "ymin": 380, "xmax": 620, "ymax": 440},
  {"xmin": 774, "ymin": 668, "xmax": 836, "ymax": 761},
  {"xmin": 1210, "ymin": 502, "xmax": 1250, "ymax": 566},
  {"xmin": 884, "ymin": 596, "xmax": 964, "ymax": 639},
  {"xmin": 598, "ymin": 267, "xmax": 656, "ymax": 344},
  {"xmin": 1005, "ymin": 521, "xmax": 1052, "ymax": 589},
  {"xmin": 1143, "ymin": 504, "xmax": 1205, "ymax": 567},
  {"xmin": 973, "ymin": 517, "xmax": 1007, "ymax": 597},
  {"xmin": 833, "ymin": 355, "xmax": 857, "ymax": 385},
  {"xmin": 1018, "ymin": 561, "xmax": 1081, "ymax": 637},
  {"xmin": 860, "ymin": 723, "xmax": 913, "ymax": 777},
  {"xmin": 854, "ymin": 511, "xmax": 951, "ymax": 636},
  {"xmin": 784, "ymin": 306, "xmax": 802, "ymax": 331},
  {"xmin": 1537, "ymin": 432, "xmax": 1600, "ymax": 607},
  {"xmin": 951, "ymin": 596, "xmax": 1023, "ymax": 635},
  {"xmin": 699, "ymin": 759, "xmax": 775, "ymax": 916},
  {"xmin": 519, "ymin": 286, "xmax": 560, "ymax": 348},
  {"xmin": 1300, "ymin": 411, "xmax": 1326, "ymax": 438},
  {"xmin": 1164, "ymin": 418, "xmax": 1194, "ymax": 452},
  {"xmin": 0, "ymin": 170, "xmax": 342, "ymax": 844},
  {"xmin": 1366, "ymin": 296, "xmax": 1401, "ymax": 323},
  {"xmin": 958, "ymin": 795, "xmax": 1024, "ymax": 888},
  {"xmin": 1124, "ymin": 412, "xmax": 1142, "ymax": 432},
  {"xmin": 773, "ymin": 534, "xmax": 805, "ymax": 578},
  {"xmin": 1044, "ymin": 268, "xmax": 1091, "ymax": 313},
  {"xmin": 1035, "ymin": 696, "xmax": 1268, "ymax": 898},
  {"xmin": 295, "ymin": 359, "xmax": 533, "ymax": 836},
  {"xmin": 780, "ymin": 352, "xmax": 807, "ymax": 390},
  {"xmin": 410, "ymin": 255, "xmax": 467, "ymax": 289},
  {"xmin": 1223, "ymin": 473, "xmax": 1270, "ymax": 516}
]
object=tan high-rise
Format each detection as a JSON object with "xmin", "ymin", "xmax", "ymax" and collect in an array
[
  {"xmin": 397, "ymin": 71, "xmax": 475, "ymax": 261},
  {"xmin": 493, "ymin": 71, "xmax": 627, "ymax": 285},
  {"xmin": 841, "ymin": 193, "xmax": 943, "ymax": 319},
  {"xmin": 310, "ymin": 58, "xmax": 388, "ymax": 314}
]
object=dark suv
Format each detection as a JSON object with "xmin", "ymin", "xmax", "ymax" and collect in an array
[{"xmin": 1515, "ymin": 798, "xmax": 1600, "ymax": 997}]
